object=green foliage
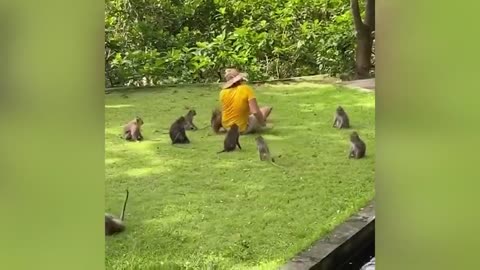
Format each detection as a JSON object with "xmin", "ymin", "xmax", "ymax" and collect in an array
[{"xmin": 105, "ymin": 0, "xmax": 356, "ymax": 87}]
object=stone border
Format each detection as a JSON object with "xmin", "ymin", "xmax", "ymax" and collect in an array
[
  {"xmin": 105, "ymin": 77, "xmax": 375, "ymax": 94},
  {"xmin": 337, "ymin": 78, "xmax": 375, "ymax": 92},
  {"xmin": 105, "ymin": 82, "xmax": 217, "ymax": 93},
  {"xmin": 281, "ymin": 200, "xmax": 375, "ymax": 270},
  {"xmin": 104, "ymin": 75, "xmax": 340, "ymax": 93}
]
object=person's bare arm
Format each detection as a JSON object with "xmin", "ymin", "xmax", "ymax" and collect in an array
[{"xmin": 248, "ymin": 98, "xmax": 266, "ymax": 126}]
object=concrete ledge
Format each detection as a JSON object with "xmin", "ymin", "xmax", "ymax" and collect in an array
[
  {"xmin": 104, "ymin": 75, "xmax": 340, "ymax": 93},
  {"xmin": 105, "ymin": 76, "xmax": 376, "ymax": 93},
  {"xmin": 338, "ymin": 78, "xmax": 375, "ymax": 92},
  {"xmin": 281, "ymin": 200, "xmax": 375, "ymax": 270}
]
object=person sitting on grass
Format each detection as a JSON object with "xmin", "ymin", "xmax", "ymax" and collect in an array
[{"xmin": 219, "ymin": 68, "xmax": 273, "ymax": 134}]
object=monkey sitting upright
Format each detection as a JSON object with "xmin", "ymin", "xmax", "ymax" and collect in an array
[
  {"xmin": 211, "ymin": 108, "xmax": 224, "ymax": 134},
  {"xmin": 217, "ymin": 124, "xmax": 241, "ymax": 153},
  {"xmin": 105, "ymin": 189, "xmax": 129, "ymax": 236},
  {"xmin": 169, "ymin": 116, "xmax": 190, "ymax": 144},
  {"xmin": 349, "ymin": 131, "xmax": 366, "ymax": 159},
  {"xmin": 255, "ymin": 135, "xmax": 273, "ymax": 162},
  {"xmin": 255, "ymin": 135, "xmax": 284, "ymax": 168},
  {"xmin": 184, "ymin": 109, "xmax": 198, "ymax": 130},
  {"xmin": 123, "ymin": 116, "xmax": 144, "ymax": 141},
  {"xmin": 333, "ymin": 106, "xmax": 350, "ymax": 129}
]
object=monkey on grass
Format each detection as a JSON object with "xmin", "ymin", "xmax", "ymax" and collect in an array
[
  {"xmin": 210, "ymin": 108, "xmax": 225, "ymax": 133},
  {"xmin": 184, "ymin": 109, "xmax": 198, "ymax": 131},
  {"xmin": 158, "ymin": 109, "xmax": 198, "ymax": 134},
  {"xmin": 255, "ymin": 135, "xmax": 285, "ymax": 169},
  {"xmin": 123, "ymin": 116, "xmax": 144, "ymax": 142},
  {"xmin": 195, "ymin": 108, "xmax": 225, "ymax": 132},
  {"xmin": 105, "ymin": 189, "xmax": 129, "ymax": 236},
  {"xmin": 349, "ymin": 131, "xmax": 366, "ymax": 159},
  {"xmin": 333, "ymin": 106, "xmax": 350, "ymax": 129},
  {"xmin": 169, "ymin": 116, "xmax": 190, "ymax": 144},
  {"xmin": 217, "ymin": 124, "xmax": 241, "ymax": 153}
]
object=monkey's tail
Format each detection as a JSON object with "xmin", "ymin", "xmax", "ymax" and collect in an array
[
  {"xmin": 217, "ymin": 149, "xmax": 226, "ymax": 154},
  {"xmin": 269, "ymin": 159, "xmax": 286, "ymax": 169},
  {"xmin": 120, "ymin": 189, "xmax": 129, "ymax": 221}
]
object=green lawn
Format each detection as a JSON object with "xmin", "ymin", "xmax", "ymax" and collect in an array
[{"xmin": 105, "ymin": 82, "xmax": 375, "ymax": 270}]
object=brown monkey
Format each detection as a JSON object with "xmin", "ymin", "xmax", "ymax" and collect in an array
[
  {"xmin": 255, "ymin": 136, "xmax": 285, "ymax": 168},
  {"xmin": 333, "ymin": 106, "xmax": 350, "ymax": 129},
  {"xmin": 184, "ymin": 109, "xmax": 198, "ymax": 130},
  {"xmin": 105, "ymin": 189, "xmax": 129, "ymax": 236},
  {"xmin": 123, "ymin": 117, "xmax": 144, "ymax": 141},
  {"xmin": 349, "ymin": 131, "xmax": 366, "ymax": 159},
  {"xmin": 169, "ymin": 116, "xmax": 190, "ymax": 144},
  {"xmin": 217, "ymin": 124, "xmax": 241, "ymax": 153},
  {"xmin": 194, "ymin": 108, "xmax": 221, "ymax": 131},
  {"xmin": 211, "ymin": 108, "xmax": 224, "ymax": 133}
]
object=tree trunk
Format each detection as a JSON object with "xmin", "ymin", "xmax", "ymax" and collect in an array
[
  {"xmin": 350, "ymin": 0, "xmax": 375, "ymax": 79},
  {"xmin": 355, "ymin": 28, "xmax": 373, "ymax": 79}
]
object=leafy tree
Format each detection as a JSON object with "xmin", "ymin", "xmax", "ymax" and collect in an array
[{"xmin": 105, "ymin": 0, "xmax": 362, "ymax": 87}]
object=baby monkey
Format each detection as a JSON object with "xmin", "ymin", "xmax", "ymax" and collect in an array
[
  {"xmin": 217, "ymin": 124, "xmax": 241, "ymax": 153},
  {"xmin": 184, "ymin": 109, "xmax": 198, "ymax": 131},
  {"xmin": 255, "ymin": 136, "xmax": 284, "ymax": 168},
  {"xmin": 333, "ymin": 106, "xmax": 350, "ymax": 129},
  {"xmin": 124, "ymin": 116, "xmax": 144, "ymax": 141},
  {"xmin": 349, "ymin": 131, "xmax": 366, "ymax": 159},
  {"xmin": 169, "ymin": 116, "xmax": 190, "ymax": 144},
  {"xmin": 105, "ymin": 189, "xmax": 129, "ymax": 236}
]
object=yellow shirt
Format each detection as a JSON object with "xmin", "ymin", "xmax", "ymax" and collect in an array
[{"xmin": 219, "ymin": 84, "xmax": 256, "ymax": 132}]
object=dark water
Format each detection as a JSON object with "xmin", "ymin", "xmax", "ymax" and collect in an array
[{"xmin": 336, "ymin": 236, "xmax": 375, "ymax": 270}]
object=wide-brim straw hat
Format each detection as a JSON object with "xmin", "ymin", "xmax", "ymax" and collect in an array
[{"xmin": 222, "ymin": 68, "xmax": 248, "ymax": 89}]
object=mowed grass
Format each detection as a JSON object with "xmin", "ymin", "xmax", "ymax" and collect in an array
[{"xmin": 105, "ymin": 82, "xmax": 375, "ymax": 270}]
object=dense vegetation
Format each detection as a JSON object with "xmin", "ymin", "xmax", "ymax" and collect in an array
[{"xmin": 105, "ymin": 0, "xmax": 372, "ymax": 87}]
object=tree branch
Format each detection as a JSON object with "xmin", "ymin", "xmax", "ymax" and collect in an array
[
  {"xmin": 350, "ymin": 0, "xmax": 365, "ymax": 31},
  {"xmin": 365, "ymin": 0, "xmax": 375, "ymax": 31}
]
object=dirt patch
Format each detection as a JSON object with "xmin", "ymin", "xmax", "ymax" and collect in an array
[{"xmin": 341, "ymin": 78, "xmax": 375, "ymax": 91}]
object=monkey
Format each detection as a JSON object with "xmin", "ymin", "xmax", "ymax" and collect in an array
[
  {"xmin": 211, "ymin": 108, "xmax": 225, "ymax": 133},
  {"xmin": 193, "ymin": 109, "xmax": 219, "ymax": 130},
  {"xmin": 105, "ymin": 189, "xmax": 129, "ymax": 236},
  {"xmin": 217, "ymin": 124, "xmax": 241, "ymax": 153},
  {"xmin": 332, "ymin": 106, "xmax": 350, "ymax": 129},
  {"xmin": 123, "ymin": 116, "xmax": 144, "ymax": 141},
  {"xmin": 349, "ymin": 131, "xmax": 366, "ymax": 159},
  {"xmin": 184, "ymin": 109, "xmax": 198, "ymax": 130},
  {"xmin": 255, "ymin": 136, "xmax": 285, "ymax": 169},
  {"xmin": 169, "ymin": 116, "xmax": 190, "ymax": 144},
  {"xmin": 156, "ymin": 109, "xmax": 198, "ymax": 135},
  {"xmin": 255, "ymin": 135, "xmax": 273, "ymax": 161}
]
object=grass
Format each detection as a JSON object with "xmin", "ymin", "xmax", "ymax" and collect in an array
[{"xmin": 105, "ymin": 82, "xmax": 375, "ymax": 270}]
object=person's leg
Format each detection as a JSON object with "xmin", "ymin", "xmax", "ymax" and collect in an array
[
  {"xmin": 260, "ymin": 106, "xmax": 273, "ymax": 120},
  {"xmin": 243, "ymin": 115, "xmax": 262, "ymax": 134},
  {"xmin": 243, "ymin": 107, "xmax": 272, "ymax": 134}
]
